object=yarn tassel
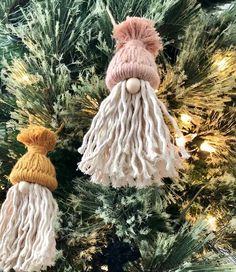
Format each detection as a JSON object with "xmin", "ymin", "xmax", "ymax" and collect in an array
[
  {"xmin": 78, "ymin": 80, "xmax": 189, "ymax": 188},
  {"xmin": 0, "ymin": 126, "xmax": 59, "ymax": 272}
]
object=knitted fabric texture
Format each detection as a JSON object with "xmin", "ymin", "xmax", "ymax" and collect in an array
[
  {"xmin": 105, "ymin": 17, "xmax": 162, "ymax": 90},
  {"xmin": 9, "ymin": 126, "xmax": 57, "ymax": 191}
]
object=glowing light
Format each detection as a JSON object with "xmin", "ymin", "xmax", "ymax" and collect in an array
[
  {"xmin": 21, "ymin": 74, "xmax": 31, "ymax": 83},
  {"xmin": 206, "ymin": 215, "xmax": 217, "ymax": 231},
  {"xmin": 230, "ymin": 218, "xmax": 236, "ymax": 229},
  {"xmin": 176, "ymin": 133, "xmax": 197, "ymax": 148},
  {"xmin": 200, "ymin": 142, "xmax": 216, "ymax": 153},
  {"xmin": 10, "ymin": 60, "xmax": 40, "ymax": 86},
  {"xmin": 15, "ymin": 73, "xmax": 39, "ymax": 85},
  {"xmin": 215, "ymin": 58, "xmax": 227, "ymax": 71},
  {"xmin": 176, "ymin": 136, "xmax": 186, "ymax": 147},
  {"xmin": 181, "ymin": 114, "xmax": 192, "ymax": 124},
  {"xmin": 101, "ymin": 265, "xmax": 108, "ymax": 271}
]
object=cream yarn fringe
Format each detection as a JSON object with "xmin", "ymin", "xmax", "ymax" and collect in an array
[
  {"xmin": 0, "ymin": 182, "xmax": 58, "ymax": 272},
  {"xmin": 78, "ymin": 80, "xmax": 189, "ymax": 187}
]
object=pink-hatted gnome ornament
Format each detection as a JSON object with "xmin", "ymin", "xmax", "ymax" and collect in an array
[{"xmin": 78, "ymin": 17, "xmax": 189, "ymax": 187}]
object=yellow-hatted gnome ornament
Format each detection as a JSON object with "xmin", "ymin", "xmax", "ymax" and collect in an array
[
  {"xmin": 78, "ymin": 17, "xmax": 189, "ymax": 187},
  {"xmin": 0, "ymin": 126, "xmax": 58, "ymax": 272}
]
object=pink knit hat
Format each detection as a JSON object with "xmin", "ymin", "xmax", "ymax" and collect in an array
[{"xmin": 105, "ymin": 17, "xmax": 162, "ymax": 90}]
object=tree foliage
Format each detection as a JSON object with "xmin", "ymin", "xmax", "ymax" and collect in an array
[{"xmin": 0, "ymin": 0, "xmax": 235, "ymax": 271}]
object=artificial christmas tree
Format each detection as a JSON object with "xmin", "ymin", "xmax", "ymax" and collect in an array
[{"xmin": 0, "ymin": 0, "xmax": 236, "ymax": 271}]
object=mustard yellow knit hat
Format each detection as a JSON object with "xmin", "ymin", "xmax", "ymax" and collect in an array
[{"xmin": 9, "ymin": 125, "xmax": 57, "ymax": 191}]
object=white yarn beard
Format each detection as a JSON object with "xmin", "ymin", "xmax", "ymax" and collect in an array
[
  {"xmin": 78, "ymin": 80, "xmax": 189, "ymax": 188},
  {"xmin": 0, "ymin": 182, "xmax": 58, "ymax": 272}
]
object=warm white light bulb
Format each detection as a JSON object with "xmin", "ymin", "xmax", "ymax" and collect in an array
[
  {"xmin": 207, "ymin": 215, "xmax": 217, "ymax": 231},
  {"xmin": 216, "ymin": 58, "xmax": 227, "ymax": 71},
  {"xmin": 200, "ymin": 142, "xmax": 216, "ymax": 153},
  {"xmin": 180, "ymin": 114, "xmax": 192, "ymax": 124},
  {"xmin": 176, "ymin": 136, "xmax": 186, "ymax": 147},
  {"xmin": 21, "ymin": 74, "xmax": 31, "ymax": 82},
  {"xmin": 101, "ymin": 265, "xmax": 108, "ymax": 271}
]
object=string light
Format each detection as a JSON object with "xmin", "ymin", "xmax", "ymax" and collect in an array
[
  {"xmin": 206, "ymin": 215, "xmax": 217, "ymax": 231},
  {"xmin": 212, "ymin": 51, "xmax": 235, "ymax": 73},
  {"xmin": 101, "ymin": 265, "xmax": 108, "ymax": 271},
  {"xmin": 176, "ymin": 136, "xmax": 186, "ymax": 147},
  {"xmin": 180, "ymin": 113, "xmax": 192, "ymax": 124},
  {"xmin": 10, "ymin": 60, "xmax": 40, "ymax": 86},
  {"xmin": 200, "ymin": 141, "xmax": 216, "ymax": 153},
  {"xmin": 21, "ymin": 74, "xmax": 31, "ymax": 83},
  {"xmin": 229, "ymin": 218, "xmax": 236, "ymax": 229},
  {"xmin": 216, "ymin": 58, "xmax": 228, "ymax": 71},
  {"xmin": 176, "ymin": 133, "xmax": 197, "ymax": 147}
]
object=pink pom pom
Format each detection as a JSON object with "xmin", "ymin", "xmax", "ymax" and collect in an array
[{"xmin": 113, "ymin": 17, "xmax": 162, "ymax": 56}]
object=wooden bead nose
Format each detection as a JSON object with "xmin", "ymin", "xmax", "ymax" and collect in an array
[
  {"xmin": 18, "ymin": 181, "xmax": 30, "ymax": 194},
  {"xmin": 126, "ymin": 78, "xmax": 141, "ymax": 94}
]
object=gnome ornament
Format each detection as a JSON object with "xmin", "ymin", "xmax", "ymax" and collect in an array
[
  {"xmin": 78, "ymin": 17, "xmax": 189, "ymax": 187},
  {"xmin": 0, "ymin": 126, "xmax": 58, "ymax": 272}
]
